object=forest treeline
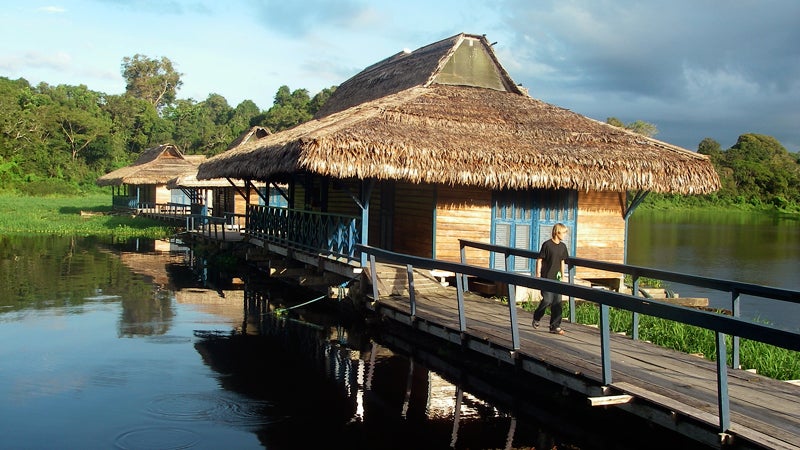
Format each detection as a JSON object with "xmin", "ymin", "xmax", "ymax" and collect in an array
[{"xmin": 1, "ymin": 55, "xmax": 798, "ymax": 211}]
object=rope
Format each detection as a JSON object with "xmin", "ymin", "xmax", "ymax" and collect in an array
[
  {"xmin": 275, "ymin": 295, "xmax": 326, "ymax": 316},
  {"xmin": 275, "ymin": 273, "xmax": 360, "ymax": 315}
]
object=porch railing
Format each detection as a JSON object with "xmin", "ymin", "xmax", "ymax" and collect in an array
[
  {"xmin": 112, "ymin": 195, "xmax": 137, "ymax": 209},
  {"xmin": 359, "ymin": 243, "xmax": 800, "ymax": 436},
  {"xmin": 247, "ymin": 204, "xmax": 360, "ymax": 262},
  {"xmin": 458, "ymin": 239, "xmax": 800, "ymax": 370}
]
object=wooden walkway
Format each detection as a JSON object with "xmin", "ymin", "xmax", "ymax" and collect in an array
[{"xmin": 366, "ymin": 266, "xmax": 800, "ymax": 450}]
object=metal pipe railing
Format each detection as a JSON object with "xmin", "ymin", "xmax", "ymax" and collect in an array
[{"xmin": 360, "ymin": 243, "xmax": 800, "ymax": 436}]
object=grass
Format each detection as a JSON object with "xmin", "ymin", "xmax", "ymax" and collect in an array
[
  {"xmin": 519, "ymin": 300, "xmax": 800, "ymax": 380},
  {"xmin": 0, "ymin": 193, "xmax": 176, "ymax": 238}
]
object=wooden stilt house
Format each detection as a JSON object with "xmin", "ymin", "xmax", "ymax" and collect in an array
[
  {"xmin": 196, "ymin": 33, "xmax": 720, "ymax": 288},
  {"xmin": 97, "ymin": 144, "xmax": 205, "ymax": 212},
  {"xmin": 167, "ymin": 127, "xmax": 274, "ymax": 224}
]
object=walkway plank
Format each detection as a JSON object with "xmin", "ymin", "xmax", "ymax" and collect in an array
[{"xmin": 372, "ymin": 283, "xmax": 800, "ymax": 450}]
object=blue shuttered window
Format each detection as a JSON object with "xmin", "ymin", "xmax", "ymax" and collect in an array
[{"xmin": 491, "ymin": 189, "xmax": 577, "ymax": 272}]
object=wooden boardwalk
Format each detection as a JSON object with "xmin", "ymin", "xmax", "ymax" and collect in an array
[{"xmin": 367, "ymin": 266, "xmax": 800, "ymax": 450}]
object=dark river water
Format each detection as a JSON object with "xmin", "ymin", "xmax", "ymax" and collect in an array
[
  {"xmin": 0, "ymin": 210, "xmax": 796, "ymax": 449},
  {"xmin": 627, "ymin": 209, "xmax": 800, "ymax": 331}
]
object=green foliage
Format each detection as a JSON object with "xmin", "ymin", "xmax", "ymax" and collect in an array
[
  {"xmin": 606, "ymin": 116, "xmax": 659, "ymax": 137},
  {"xmin": 121, "ymin": 54, "xmax": 183, "ymax": 110},
  {"xmin": 643, "ymin": 133, "xmax": 800, "ymax": 212},
  {"xmin": 0, "ymin": 70, "xmax": 334, "ymax": 192},
  {"xmin": 561, "ymin": 302, "xmax": 800, "ymax": 380},
  {"xmin": 255, "ymin": 85, "xmax": 314, "ymax": 132},
  {"xmin": 0, "ymin": 193, "xmax": 175, "ymax": 238}
]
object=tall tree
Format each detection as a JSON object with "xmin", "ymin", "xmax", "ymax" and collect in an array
[
  {"xmin": 723, "ymin": 133, "xmax": 800, "ymax": 205},
  {"xmin": 697, "ymin": 137, "xmax": 723, "ymax": 164},
  {"xmin": 121, "ymin": 55, "xmax": 182, "ymax": 110},
  {"xmin": 257, "ymin": 86, "xmax": 312, "ymax": 132},
  {"xmin": 308, "ymin": 86, "xmax": 336, "ymax": 116}
]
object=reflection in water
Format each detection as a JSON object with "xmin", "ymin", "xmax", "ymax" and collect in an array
[
  {"xmin": 190, "ymin": 285, "xmax": 697, "ymax": 450},
  {"xmin": 0, "ymin": 235, "xmax": 702, "ymax": 449}
]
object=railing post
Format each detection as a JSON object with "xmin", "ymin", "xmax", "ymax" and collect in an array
[
  {"xmin": 600, "ymin": 304, "xmax": 613, "ymax": 385},
  {"xmin": 631, "ymin": 274, "xmax": 640, "ymax": 341},
  {"xmin": 716, "ymin": 331, "xmax": 731, "ymax": 432},
  {"xmin": 567, "ymin": 261, "xmax": 576, "ymax": 323},
  {"xmin": 406, "ymin": 264, "xmax": 416, "ymax": 319},
  {"xmin": 507, "ymin": 283, "xmax": 520, "ymax": 351},
  {"xmin": 459, "ymin": 241, "xmax": 469, "ymax": 293},
  {"xmin": 504, "ymin": 251, "xmax": 520, "ymax": 350},
  {"xmin": 731, "ymin": 289, "xmax": 741, "ymax": 369},
  {"xmin": 369, "ymin": 254, "xmax": 379, "ymax": 303},
  {"xmin": 455, "ymin": 272, "xmax": 467, "ymax": 332}
]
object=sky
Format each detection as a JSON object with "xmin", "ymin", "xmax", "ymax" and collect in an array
[{"xmin": 1, "ymin": 0, "xmax": 798, "ymax": 153}]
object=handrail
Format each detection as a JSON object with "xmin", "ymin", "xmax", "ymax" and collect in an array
[
  {"xmin": 247, "ymin": 204, "xmax": 360, "ymax": 262},
  {"xmin": 362, "ymin": 244, "xmax": 799, "ymax": 350},
  {"xmin": 357, "ymin": 243, "xmax": 800, "ymax": 435},
  {"xmin": 460, "ymin": 239, "xmax": 798, "ymax": 303},
  {"xmin": 459, "ymin": 239, "xmax": 798, "ymax": 368}
]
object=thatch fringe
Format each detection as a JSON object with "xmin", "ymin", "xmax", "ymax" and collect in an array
[
  {"xmin": 198, "ymin": 85, "xmax": 719, "ymax": 195},
  {"xmin": 97, "ymin": 144, "xmax": 203, "ymax": 187}
]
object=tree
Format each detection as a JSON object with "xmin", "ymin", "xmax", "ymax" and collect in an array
[
  {"xmin": 257, "ymin": 86, "xmax": 312, "ymax": 132},
  {"xmin": 720, "ymin": 133, "xmax": 800, "ymax": 206},
  {"xmin": 606, "ymin": 117, "xmax": 658, "ymax": 137},
  {"xmin": 697, "ymin": 137, "xmax": 723, "ymax": 165},
  {"xmin": 121, "ymin": 55, "xmax": 182, "ymax": 110},
  {"xmin": 309, "ymin": 86, "xmax": 336, "ymax": 116},
  {"xmin": 101, "ymin": 94, "xmax": 165, "ymax": 165}
]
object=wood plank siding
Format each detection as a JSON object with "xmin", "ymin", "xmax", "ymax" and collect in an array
[
  {"xmin": 393, "ymin": 183, "xmax": 435, "ymax": 258},
  {"xmin": 434, "ymin": 185, "xmax": 492, "ymax": 265},
  {"xmin": 318, "ymin": 179, "xmax": 626, "ymax": 286},
  {"xmin": 574, "ymin": 190, "xmax": 625, "ymax": 281}
]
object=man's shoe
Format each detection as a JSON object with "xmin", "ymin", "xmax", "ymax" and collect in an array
[
  {"xmin": 550, "ymin": 327, "xmax": 564, "ymax": 335},
  {"xmin": 532, "ymin": 320, "xmax": 540, "ymax": 329}
]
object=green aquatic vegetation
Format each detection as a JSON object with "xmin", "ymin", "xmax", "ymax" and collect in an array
[
  {"xmin": 0, "ymin": 194, "xmax": 176, "ymax": 238},
  {"xmin": 564, "ymin": 302, "xmax": 800, "ymax": 380}
]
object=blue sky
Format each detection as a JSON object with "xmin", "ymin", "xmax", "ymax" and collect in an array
[{"xmin": 1, "ymin": 0, "xmax": 798, "ymax": 152}]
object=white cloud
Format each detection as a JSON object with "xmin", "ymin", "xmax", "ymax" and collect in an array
[{"xmin": 36, "ymin": 6, "xmax": 66, "ymax": 14}]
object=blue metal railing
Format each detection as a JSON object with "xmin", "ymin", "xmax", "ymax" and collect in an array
[
  {"xmin": 359, "ymin": 242, "xmax": 800, "ymax": 436},
  {"xmin": 457, "ymin": 239, "xmax": 799, "ymax": 369},
  {"xmin": 247, "ymin": 204, "xmax": 360, "ymax": 262},
  {"xmin": 111, "ymin": 195, "xmax": 137, "ymax": 209}
]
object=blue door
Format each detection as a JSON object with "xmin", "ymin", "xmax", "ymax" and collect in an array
[{"xmin": 491, "ymin": 189, "xmax": 577, "ymax": 272}]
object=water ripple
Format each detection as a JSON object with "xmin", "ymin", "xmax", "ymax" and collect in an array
[
  {"xmin": 146, "ymin": 393, "xmax": 281, "ymax": 428},
  {"xmin": 114, "ymin": 426, "xmax": 200, "ymax": 450}
]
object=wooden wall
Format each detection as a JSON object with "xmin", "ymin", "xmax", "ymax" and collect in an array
[
  {"xmin": 316, "ymin": 175, "xmax": 626, "ymax": 284},
  {"xmin": 393, "ymin": 183, "xmax": 434, "ymax": 258},
  {"xmin": 155, "ymin": 185, "xmax": 171, "ymax": 204},
  {"xmin": 574, "ymin": 190, "xmax": 626, "ymax": 280},
  {"xmin": 434, "ymin": 185, "xmax": 492, "ymax": 265}
]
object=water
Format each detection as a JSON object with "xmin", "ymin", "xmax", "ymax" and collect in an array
[
  {"xmin": 1, "ymin": 209, "xmax": 798, "ymax": 449},
  {"xmin": 627, "ymin": 209, "xmax": 800, "ymax": 331}
]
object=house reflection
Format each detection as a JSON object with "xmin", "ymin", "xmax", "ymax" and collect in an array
[{"xmin": 189, "ymin": 290, "xmax": 537, "ymax": 450}]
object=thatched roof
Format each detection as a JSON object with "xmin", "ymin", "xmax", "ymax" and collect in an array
[
  {"xmin": 97, "ymin": 144, "xmax": 205, "ymax": 187},
  {"xmin": 225, "ymin": 125, "xmax": 271, "ymax": 150},
  {"xmin": 167, "ymin": 127, "xmax": 272, "ymax": 189},
  {"xmin": 197, "ymin": 33, "xmax": 719, "ymax": 195}
]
